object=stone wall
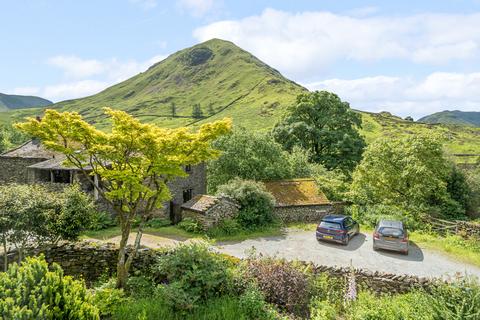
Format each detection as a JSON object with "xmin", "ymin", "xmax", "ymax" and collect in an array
[
  {"xmin": 182, "ymin": 196, "xmax": 240, "ymax": 229},
  {"xmin": 273, "ymin": 203, "xmax": 344, "ymax": 223},
  {"xmin": 0, "ymin": 157, "xmax": 47, "ymax": 184},
  {"xmin": 456, "ymin": 221, "xmax": 480, "ymax": 238},
  {"xmin": 0, "ymin": 242, "xmax": 160, "ymax": 284},
  {"xmin": 165, "ymin": 163, "xmax": 207, "ymax": 219},
  {"xmin": 0, "ymin": 241, "xmax": 437, "ymax": 294},
  {"xmin": 312, "ymin": 264, "xmax": 433, "ymax": 295}
]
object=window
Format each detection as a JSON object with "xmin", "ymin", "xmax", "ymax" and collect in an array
[
  {"xmin": 185, "ymin": 164, "xmax": 192, "ymax": 173},
  {"xmin": 319, "ymin": 221, "xmax": 342, "ymax": 230},
  {"xmin": 51, "ymin": 170, "xmax": 71, "ymax": 184},
  {"xmin": 183, "ymin": 189, "xmax": 193, "ymax": 203}
]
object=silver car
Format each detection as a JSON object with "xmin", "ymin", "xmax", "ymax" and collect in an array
[{"xmin": 372, "ymin": 220, "xmax": 408, "ymax": 254}]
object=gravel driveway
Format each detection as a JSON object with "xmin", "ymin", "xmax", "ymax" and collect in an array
[{"xmin": 217, "ymin": 228, "xmax": 480, "ymax": 279}]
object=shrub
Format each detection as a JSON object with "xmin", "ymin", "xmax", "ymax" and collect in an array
[
  {"xmin": 177, "ymin": 217, "xmax": 203, "ymax": 233},
  {"xmin": 90, "ymin": 211, "xmax": 116, "ymax": 230},
  {"xmin": 238, "ymin": 285, "xmax": 279, "ymax": 320},
  {"xmin": 152, "ymin": 241, "xmax": 233, "ymax": 311},
  {"xmin": 310, "ymin": 299, "xmax": 337, "ymax": 320},
  {"xmin": 242, "ymin": 257, "xmax": 310, "ymax": 315},
  {"xmin": 0, "ymin": 256, "xmax": 99, "ymax": 319},
  {"xmin": 346, "ymin": 204, "xmax": 421, "ymax": 230},
  {"xmin": 126, "ymin": 274, "xmax": 156, "ymax": 299},
  {"xmin": 429, "ymin": 278, "xmax": 480, "ymax": 319},
  {"xmin": 93, "ymin": 287, "xmax": 128, "ymax": 317},
  {"xmin": 309, "ymin": 273, "xmax": 346, "ymax": 311},
  {"xmin": 207, "ymin": 218, "xmax": 242, "ymax": 237},
  {"xmin": 216, "ymin": 178, "xmax": 275, "ymax": 229},
  {"xmin": 347, "ymin": 291, "xmax": 433, "ymax": 320}
]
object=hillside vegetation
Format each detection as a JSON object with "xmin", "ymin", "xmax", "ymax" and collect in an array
[
  {"xmin": 419, "ymin": 110, "xmax": 480, "ymax": 127},
  {"xmin": 0, "ymin": 93, "xmax": 51, "ymax": 111},
  {"xmin": 0, "ymin": 39, "xmax": 478, "ymax": 164}
]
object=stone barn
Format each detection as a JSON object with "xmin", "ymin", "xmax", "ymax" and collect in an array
[
  {"xmin": 181, "ymin": 195, "xmax": 240, "ymax": 229},
  {"xmin": 263, "ymin": 178, "xmax": 337, "ymax": 223},
  {"xmin": 0, "ymin": 140, "xmax": 207, "ymax": 220}
]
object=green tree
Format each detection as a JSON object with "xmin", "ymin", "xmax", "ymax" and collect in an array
[
  {"xmin": 207, "ymin": 104, "xmax": 215, "ymax": 116},
  {"xmin": 207, "ymin": 128, "xmax": 312, "ymax": 192},
  {"xmin": 170, "ymin": 102, "xmax": 177, "ymax": 117},
  {"xmin": 16, "ymin": 108, "xmax": 230, "ymax": 288},
  {"xmin": 350, "ymin": 135, "xmax": 455, "ymax": 215},
  {"xmin": 192, "ymin": 103, "xmax": 204, "ymax": 119},
  {"xmin": 0, "ymin": 256, "xmax": 99, "ymax": 319},
  {"xmin": 0, "ymin": 124, "xmax": 29, "ymax": 153},
  {"xmin": 216, "ymin": 178, "xmax": 275, "ymax": 229},
  {"xmin": 0, "ymin": 184, "xmax": 95, "ymax": 269},
  {"xmin": 272, "ymin": 91, "xmax": 365, "ymax": 173}
]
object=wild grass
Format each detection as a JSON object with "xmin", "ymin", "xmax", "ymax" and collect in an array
[
  {"xmin": 410, "ymin": 232, "xmax": 480, "ymax": 268},
  {"xmin": 112, "ymin": 296, "xmax": 250, "ymax": 320}
]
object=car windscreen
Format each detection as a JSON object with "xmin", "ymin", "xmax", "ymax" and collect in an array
[
  {"xmin": 319, "ymin": 221, "xmax": 342, "ymax": 230},
  {"xmin": 378, "ymin": 227, "xmax": 404, "ymax": 238}
]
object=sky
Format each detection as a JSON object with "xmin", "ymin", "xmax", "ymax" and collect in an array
[{"xmin": 2, "ymin": 0, "xmax": 480, "ymax": 119}]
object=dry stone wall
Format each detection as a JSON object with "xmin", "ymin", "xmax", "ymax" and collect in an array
[
  {"xmin": 273, "ymin": 203, "xmax": 344, "ymax": 223},
  {"xmin": 456, "ymin": 221, "xmax": 480, "ymax": 238},
  {"xmin": 1, "ymin": 241, "xmax": 437, "ymax": 294},
  {"xmin": 0, "ymin": 241, "xmax": 160, "ymax": 284},
  {"xmin": 312, "ymin": 264, "xmax": 433, "ymax": 295}
]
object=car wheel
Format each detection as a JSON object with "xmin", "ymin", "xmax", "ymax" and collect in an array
[{"xmin": 342, "ymin": 238, "xmax": 349, "ymax": 245}]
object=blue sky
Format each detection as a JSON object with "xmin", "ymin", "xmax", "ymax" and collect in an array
[{"xmin": 2, "ymin": 0, "xmax": 480, "ymax": 118}]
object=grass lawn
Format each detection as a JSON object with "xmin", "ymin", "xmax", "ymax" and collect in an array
[
  {"xmin": 82, "ymin": 223, "xmax": 284, "ymax": 243},
  {"xmin": 409, "ymin": 232, "xmax": 480, "ymax": 268}
]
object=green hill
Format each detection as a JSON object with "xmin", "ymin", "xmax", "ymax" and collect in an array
[
  {"xmin": 419, "ymin": 110, "xmax": 480, "ymax": 127},
  {"xmin": 0, "ymin": 39, "xmax": 479, "ymax": 166},
  {"xmin": 47, "ymin": 38, "xmax": 306, "ymax": 130},
  {"xmin": 0, "ymin": 93, "xmax": 52, "ymax": 111}
]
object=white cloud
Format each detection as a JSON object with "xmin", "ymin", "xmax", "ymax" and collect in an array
[
  {"xmin": 48, "ymin": 56, "xmax": 105, "ymax": 79},
  {"xmin": 11, "ymin": 86, "xmax": 41, "ymax": 96},
  {"xmin": 193, "ymin": 9, "xmax": 480, "ymax": 78},
  {"xmin": 305, "ymin": 72, "xmax": 480, "ymax": 119},
  {"xmin": 43, "ymin": 80, "xmax": 110, "ymax": 101},
  {"xmin": 36, "ymin": 54, "xmax": 168, "ymax": 101},
  {"xmin": 48, "ymin": 54, "xmax": 167, "ymax": 82},
  {"xmin": 178, "ymin": 0, "xmax": 216, "ymax": 17}
]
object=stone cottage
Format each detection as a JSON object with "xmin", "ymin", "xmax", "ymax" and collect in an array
[
  {"xmin": 180, "ymin": 195, "xmax": 240, "ymax": 229},
  {"xmin": 263, "ymin": 178, "xmax": 337, "ymax": 223},
  {"xmin": 0, "ymin": 140, "xmax": 206, "ymax": 221}
]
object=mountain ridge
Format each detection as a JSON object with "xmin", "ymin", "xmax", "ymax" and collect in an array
[
  {"xmin": 419, "ymin": 110, "xmax": 480, "ymax": 127},
  {"xmin": 0, "ymin": 39, "xmax": 479, "ymax": 166},
  {"xmin": 0, "ymin": 93, "xmax": 52, "ymax": 111}
]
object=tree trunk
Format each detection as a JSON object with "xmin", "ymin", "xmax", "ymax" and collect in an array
[
  {"xmin": 116, "ymin": 219, "xmax": 132, "ymax": 288},
  {"xmin": 124, "ymin": 220, "xmax": 146, "ymax": 274}
]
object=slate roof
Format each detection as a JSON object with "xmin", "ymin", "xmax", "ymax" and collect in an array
[
  {"xmin": 27, "ymin": 156, "xmax": 86, "ymax": 171},
  {"xmin": 0, "ymin": 140, "xmax": 58, "ymax": 159},
  {"xmin": 263, "ymin": 178, "xmax": 330, "ymax": 207},
  {"xmin": 181, "ymin": 195, "xmax": 239, "ymax": 214}
]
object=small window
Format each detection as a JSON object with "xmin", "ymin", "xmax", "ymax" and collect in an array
[
  {"xmin": 185, "ymin": 165, "xmax": 192, "ymax": 173},
  {"xmin": 51, "ymin": 170, "xmax": 71, "ymax": 184},
  {"xmin": 183, "ymin": 189, "xmax": 193, "ymax": 203},
  {"xmin": 319, "ymin": 221, "xmax": 342, "ymax": 230},
  {"xmin": 378, "ymin": 227, "xmax": 404, "ymax": 238}
]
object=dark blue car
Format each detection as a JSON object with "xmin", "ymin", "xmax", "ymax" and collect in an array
[{"xmin": 316, "ymin": 215, "xmax": 360, "ymax": 245}]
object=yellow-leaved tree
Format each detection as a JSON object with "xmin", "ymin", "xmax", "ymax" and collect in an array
[{"xmin": 16, "ymin": 108, "xmax": 231, "ymax": 288}]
